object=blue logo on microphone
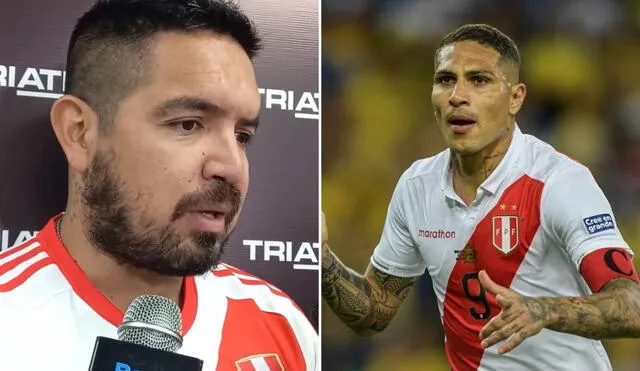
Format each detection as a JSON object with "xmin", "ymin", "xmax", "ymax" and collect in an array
[{"xmin": 115, "ymin": 362, "xmax": 141, "ymax": 371}]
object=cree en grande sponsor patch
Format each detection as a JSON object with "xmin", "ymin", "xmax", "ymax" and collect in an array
[{"xmin": 583, "ymin": 213, "xmax": 615, "ymax": 235}]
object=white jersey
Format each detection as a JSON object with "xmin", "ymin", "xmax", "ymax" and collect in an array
[
  {"xmin": 372, "ymin": 126, "xmax": 632, "ymax": 371},
  {"xmin": 0, "ymin": 216, "xmax": 319, "ymax": 371}
]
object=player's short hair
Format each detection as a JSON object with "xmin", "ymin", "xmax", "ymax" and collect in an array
[
  {"xmin": 435, "ymin": 24, "xmax": 520, "ymax": 70},
  {"xmin": 65, "ymin": 0, "xmax": 262, "ymax": 131}
]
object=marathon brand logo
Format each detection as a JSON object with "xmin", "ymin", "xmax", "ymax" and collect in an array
[
  {"xmin": 0, "ymin": 229, "xmax": 38, "ymax": 252},
  {"xmin": 0, "ymin": 64, "xmax": 319, "ymax": 120},
  {"xmin": 243, "ymin": 240, "xmax": 319, "ymax": 271},
  {"xmin": 583, "ymin": 213, "xmax": 615, "ymax": 235},
  {"xmin": 418, "ymin": 229, "xmax": 456, "ymax": 239}
]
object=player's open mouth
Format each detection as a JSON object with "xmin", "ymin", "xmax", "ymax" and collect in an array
[
  {"xmin": 181, "ymin": 211, "xmax": 227, "ymax": 233},
  {"xmin": 447, "ymin": 115, "xmax": 477, "ymax": 134},
  {"xmin": 176, "ymin": 203, "xmax": 232, "ymax": 233}
]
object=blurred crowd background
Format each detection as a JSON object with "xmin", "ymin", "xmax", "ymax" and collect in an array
[{"xmin": 321, "ymin": 0, "xmax": 640, "ymax": 369}]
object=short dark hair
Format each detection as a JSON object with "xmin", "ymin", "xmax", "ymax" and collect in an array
[
  {"xmin": 65, "ymin": 0, "xmax": 262, "ymax": 130},
  {"xmin": 435, "ymin": 24, "xmax": 520, "ymax": 69}
]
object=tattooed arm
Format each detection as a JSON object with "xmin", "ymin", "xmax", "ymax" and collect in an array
[
  {"xmin": 537, "ymin": 277, "xmax": 640, "ymax": 339},
  {"xmin": 479, "ymin": 273, "xmax": 640, "ymax": 354},
  {"xmin": 321, "ymin": 247, "xmax": 419, "ymax": 336},
  {"xmin": 319, "ymin": 179, "xmax": 422, "ymax": 336}
]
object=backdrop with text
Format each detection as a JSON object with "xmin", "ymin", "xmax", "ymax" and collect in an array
[{"xmin": 0, "ymin": 0, "xmax": 319, "ymax": 328}]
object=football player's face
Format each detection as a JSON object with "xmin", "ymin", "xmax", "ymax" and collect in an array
[{"xmin": 431, "ymin": 41, "xmax": 525, "ymax": 155}]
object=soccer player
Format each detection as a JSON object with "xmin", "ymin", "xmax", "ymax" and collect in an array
[
  {"xmin": 322, "ymin": 24, "xmax": 640, "ymax": 370},
  {"xmin": 0, "ymin": 0, "xmax": 317, "ymax": 370}
]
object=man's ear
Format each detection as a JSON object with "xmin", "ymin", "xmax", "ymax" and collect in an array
[
  {"xmin": 509, "ymin": 82, "xmax": 526, "ymax": 116},
  {"xmin": 50, "ymin": 95, "xmax": 100, "ymax": 172}
]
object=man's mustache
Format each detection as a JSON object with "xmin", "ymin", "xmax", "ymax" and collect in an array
[{"xmin": 171, "ymin": 179, "xmax": 242, "ymax": 225}]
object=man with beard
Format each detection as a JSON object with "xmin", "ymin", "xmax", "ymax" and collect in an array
[{"xmin": 0, "ymin": 0, "xmax": 318, "ymax": 370}]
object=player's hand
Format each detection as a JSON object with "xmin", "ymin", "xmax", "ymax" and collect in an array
[
  {"xmin": 321, "ymin": 211, "xmax": 330, "ymax": 264},
  {"xmin": 478, "ymin": 270, "xmax": 548, "ymax": 354}
]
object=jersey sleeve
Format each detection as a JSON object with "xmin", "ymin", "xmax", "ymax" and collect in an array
[
  {"xmin": 371, "ymin": 169, "xmax": 427, "ymax": 277},
  {"xmin": 541, "ymin": 164, "xmax": 638, "ymax": 292}
]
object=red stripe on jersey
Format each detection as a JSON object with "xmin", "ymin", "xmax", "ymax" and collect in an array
[
  {"xmin": 38, "ymin": 216, "xmax": 198, "ymax": 335},
  {"xmin": 213, "ymin": 267, "xmax": 285, "ymax": 296},
  {"xmin": 213, "ymin": 265, "xmax": 304, "ymax": 313},
  {"xmin": 237, "ymin": 279, "xmax": 305, "ymax": 314},
  {"xmin": 218, "ymin": 263, "xmax": 253, "ymax": 276},
  {"xmin": 0, "ymin": 240, "xmax": 36, "ymax": 260},
  {"xmin": 0, "ymin": 246, "xmax": 44, "ymax": 276},
  {"xmin": 211, "ymin": 267, "xmax": 241, "ymax": 278},
  {"xmin": 180, "ymin": 276, "xmax": 197, "ymax": 335},
  {"xmin": 217, "ymin": 298, "xmax": 304, "ymax": 371},
  {"xmin": 214, "ymin": 264, "xmax": 282, "ymax": 294},
  {"xmin": 0, "ymin": 257, "xmax": 54, "ymax": 292},
  {"xmin": 238, "ymin": 279, "xmax": 289, "ymax": 298},
  {"xmin": 236, "ymin": 355, "xmax": 283, "ymax": 371},
  {"xmin": 579, "ymin": 248, "xmax": 639, "ymax": 292},
  {"xmin": 442, "ymin": 175, "xmax": 543, "ymax": 370},
  {"xmin": 236, "ymin": 360, "xmax": 257, "ymax": 371},
  {"xmin": 264, "ymin": 355, "xmax": 284, "ymax": 370}
]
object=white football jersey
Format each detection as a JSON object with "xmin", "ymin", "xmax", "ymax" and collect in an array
[
  {"xmin": 0, "ymin": 216, "xmax": 319, "ymax": 371},
  {"xmin": 372, "ymin": 126, "xmax": 632, "ymax": 371}
]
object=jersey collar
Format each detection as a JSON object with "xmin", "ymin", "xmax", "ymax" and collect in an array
[
  {"xmin": 441, "ymin": 124, "xmax": 524, "ymax": 202},
  {"xmin": 39, "ymin": 214, "xmax": 198, "ymax": 336}
]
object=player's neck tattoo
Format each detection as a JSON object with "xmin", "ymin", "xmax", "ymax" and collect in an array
[
  {"xmin": 481, "ymin": 150, "xmax": 507, "ymax": 179},
  {"xmin": 454, "ymin": 126, "xmax": 512, "ymax": 182},
  {"xmin": 452, "ymin": 149, "xmax": 507, "ymax": 184}
]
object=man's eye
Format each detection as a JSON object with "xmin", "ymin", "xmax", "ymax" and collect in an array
[
  {"xmin": 236, "ymin": 131, "xmax": 254, "ymax": 147},
  {"xmin": 171, "ymin": 120, "xmax": 202, "ymax": 133},
  {"xmin": 436, "ymin": 76, "xmax": 455, "ymax": 84},
  {"xmin": 472, "ymin": 76, "xmax": 489, "ymax": 85}
]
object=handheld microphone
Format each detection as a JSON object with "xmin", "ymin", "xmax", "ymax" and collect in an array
[{"xmin": 87, "ymin": 295, "xmax": 204, "ymax": 371}]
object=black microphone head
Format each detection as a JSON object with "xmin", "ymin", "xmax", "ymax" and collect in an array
[{"xmin": 117, "ymin": 295, "xmax": 184, "ymax": 352}]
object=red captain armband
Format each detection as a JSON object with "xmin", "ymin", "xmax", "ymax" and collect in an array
[{"xmin": 579, "ymin": 248, "xmax": 639, "ymax": 292}]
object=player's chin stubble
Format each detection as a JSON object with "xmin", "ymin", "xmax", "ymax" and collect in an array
[{"xmin": 80, "ymin": 151, "xmax": 242, "ymax": 277}]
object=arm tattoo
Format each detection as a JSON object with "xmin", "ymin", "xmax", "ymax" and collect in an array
[
  {"xmin": 321, "ymin": 248, "xmax": 418, "ymax": 335},
  {"xmin": 524, "ymin": 278, "xmax": 640, "ymax": 340}
]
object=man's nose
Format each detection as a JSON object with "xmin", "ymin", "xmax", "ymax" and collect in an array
[{"xmin": 201, "ymin": 130, "xmax": 245, "ymax": 186}]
